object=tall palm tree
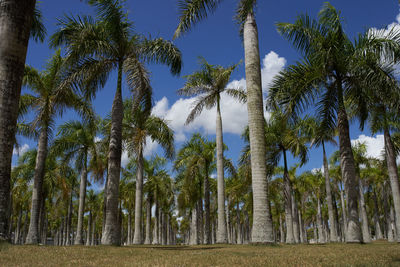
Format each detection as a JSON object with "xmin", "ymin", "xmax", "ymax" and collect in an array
[
  {"xmin": 53, "ymin": 119, "xmax": 99, "ymax": 245},
  {"xmin": 269, "ymin": 3, "xmax": 400, "ymax": 243},
  {"xmin": 0, "ymin": 2, "xmax": 45, "ymax": 241},
  {"xmin": 262, "ymin": 111, "xmax": 309, "ymax": 243},
  {"xmin": 123, "ymin": 99, "xmax": 174, "ymax": 245},
  {"xmin": 174, "ymin": 133, "xmax": 216, "ymax": 244},
  {"xmin": 22, "ymin": 50, "xmax": 87, "ymax": 244},
  {"xmin": 174, "ymin": 0, "xmax": 274, "ymax": 243},
  {"xmin": 51, "ymin": 0, "xmax": 182, "ymax": 245},
  {"xmin": 178, "ymin": 57, "xmax": 244, "ymax": 243},
  {"xmin": 302, "ymin": 117, "xmax": 339, "ymax": 242}
]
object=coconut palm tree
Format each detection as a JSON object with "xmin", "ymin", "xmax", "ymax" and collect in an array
[
  {"xmin": 0, "ymin": 3, "xmax": 45, "ymax": 241},
  {"xmin": 123, "ymin": 99, "xmax": 174, "ymax": 245},
  {"xmin": 269, "ymin": 2, "xmax": 400, "ymax": 243},
  {"xmin": 21, "ymin": 50, "xmax": 88, "ymax": 244},
  {"xmin": 174, "ymin": 0, "xmax": 274, "ymax": 243},
  {"xmin": 51, "ymin": 0, "xmax": 182, "ymax": 245},
  {"xmin": 52, "ymin": 119, "xmax": 99, "ymax": 245},
  {"xmin": 178, "ymin": 57, "xmax": 245, "ymax": 243}
]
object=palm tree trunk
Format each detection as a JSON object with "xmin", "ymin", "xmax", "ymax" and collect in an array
[
  {"xmin": 283, "ymin": 149, "xmax": 294, "ymax": 244},
  {"xmin": 91, "ymin": 215, "xmax": 95, "ymax": 246},
  {"xmin": 25, "ymin": 127, "xmax": 48, "ymax": 244},
  {"xmin": 383, "ymin": 126, "xmax": 400, "ymax": 242},
  {"xmin": 317, "ymin": 197, "xmax": 325, "ymax": 243},
  {"xmin": 127, "ymin": 212, "xmax": 132, "ymax": 245},
  {"xmin": 0, "ymin": 0, "xmax": 36, "ymax": 241},
  {"xmin": 243, "ymin": 11, "xmax": 274, "ymax": 244},
  {"xmin": 86, "ymin": 211, "xmax": 92, "ymax": 246},
  {"xmin": 204, "ymin": 164, "xmax": 211, "ymax": 244},
  {"xmin": 15, "ymin": 209, "xmax": 22, "ymax": 244},
  {"xmin": 66, "ymin": 192, "xmax": 73, "ymax": 245},
  {"xmin": 133, "ymin": 148, "xmax": 144, "ymax": 244},
  {"xmin": 144, "ymin": 196, "xmax": 152, "ymax": 244},
  {"xmin": 215, "ymin": 101, "xmax": 227, "ymax": 243},
  {"xmin": 322, "ymin": 142, "xmax": 338, "ymax": 242},
  {"xmin": 291, "ymin": 192, "xmax": 300, "ymax": 243},
  {"xmin": 101, "ymin": 64, "xmax": 123, "ymax": 246},
  {"xmin": 189, "ymin": 205, "xmax": 199, "ymax": 245},
  {"xmin": 279, "ymin": 214, "xmax": 285, "ymax": 243},
  {"xmin": 152, "ymin": 194, "xmax": 159, "ymax": 245},
  {"xmin": 359, "ymin": 179, "xmax": 371, "ymax": 243},
  {"xmin": 337, "ymin": 87, "xmax": 361, "ymax": 243},
  {"xmin": 75, "ymin": 155, "xmax": 88, "ymax": 245},
  {"xmin": 339, "ymin": 181, "xmax": 348, "ymax": 241},
  {"xmin": 372, "ymin": 188, "xmax": 383, "ymax": 240}
]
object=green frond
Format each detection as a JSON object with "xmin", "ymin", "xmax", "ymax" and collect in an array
[
  {"xmin": 31, "ymin": 6, "xmax": 46, "ymax": 42},
  {"xmin": 174, "ymin": 0, "xmax": 221, "ymax": 39}
]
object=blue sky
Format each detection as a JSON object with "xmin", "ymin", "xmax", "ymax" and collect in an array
[{"xmin": 14, "ymin": 0, "xmax": 400, "ymax": 180}]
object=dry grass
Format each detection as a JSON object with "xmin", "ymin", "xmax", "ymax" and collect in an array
[{"xmin": 1, "ymin": 241, "xmax": 400, "ymax": 266}]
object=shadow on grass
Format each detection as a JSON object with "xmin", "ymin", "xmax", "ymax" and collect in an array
[{"xmin": 392, "ymin": 257, "xmax": 400, "ymax": 263}]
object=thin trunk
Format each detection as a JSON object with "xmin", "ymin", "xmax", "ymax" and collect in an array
[
  {"xmin": 66, "ymin": 192, "xmax": 73, "ymax": 245},
  {"xmin": 91, "ymin": 215, "xmax": 95, "ymax": 246},
  {"xmin": 383, "ymin": 126, "xmax": 400, "ymax": 242},
  {"xmin": 144, "ymin": 196, "xmax": 152, "ymax": 244},
  {"xmin": 323, "ymin": 142, "xmax": 338, "ymax": 242},
  {"xmin": 279, "ymin": 214, "xmax": 285, "ymax": 243},
  {"xmin": 317, "ymin": 197, "xmax": 325, "ymax": 243},
  {"xmin": 133, "ymin": 149, "xmax": 144, "ymax": 244},
  {"xmin": 15, "ymin": 209, "xmax": 22, "ymax": 244},
  {"xmin": 359, "ymin": 179, "xmax": 371, "ymax": 243},
  {"xmin": 372, "ymin": 188, "xmax": 383, "ymax": 240},
  {"xmin": 101, "ymin": 64, "xmax": 123, "ymax": 245},
  {"xmin": 283, "ymin": 149, "xmax": 294, "ymax": 244},
  {"xmin": 383, "ymin": 183, "xmax": 395, "ymax": 241},
  {"xmin": 189, "ymin": 204, "xmax": 199, "ymax": 245},
  {"xmin": 86, "ymin": 211, "xmax": 92, "ymax": 246},
  {"xmin": 102, "ymin": 170, "xmax": 108, "ymax": 235},
  {"xmin": 75, "ymin": 155, "xmax": 88, "ymax": 245},
  {"xmin": 0, "ymin": 0, "xmax": 36, "ymax": 241},
  {"xmin": 26, "ymin": 127, "xmax": 48, "ymax": 244},
  {"xmin": 215, "ymin": 101, "xmax": 227, "ymax": 243},
  {"xmin": 337, "ymin": 83, "xmax": 361, "ymax": 243},
  {"xmin": 292, "ymin": 192, "xmax": 300, "ymax": 243},
  {"xmin": 244, "ymin": 11, "xmax": 274, "ymax": 244},
  {"xmin": 236, "ymin": 202, "xmax": 242, "ymax": 244},
  {"xmin": 127, "ymin": 212, "xmax": 132, "ymax": 245},
  {"xmin": 152, "ymin": 194, "xmax": 159, "ymax": 244},
  {"xmin": 339, "ymin": 181, "xmax": 348, "ymax": 241},
  {"xmin": 204, "ymin": 163, "xmax": 211, "ymax": 244}
]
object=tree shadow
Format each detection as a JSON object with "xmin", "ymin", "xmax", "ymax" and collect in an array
[{"xmin": 137, "ymin": 245, "xmax": 225, "ymax": 251}]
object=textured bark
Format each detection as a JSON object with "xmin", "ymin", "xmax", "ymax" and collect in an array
[
  {"xmin": 283, "ymin": 150, "xmax": 294, "ymax": 244},
  {"xmin": 25, "ymin": 128, "xmax": 48, "ymax": 244},
  {"xmin": 279, "ymin": 214, "xmax": 285, "ymax": 243},
  {"xmin": 189, "ymin": 204, "xmax": 199, "ymax": 245},
  {"xmin": 383, "ymin": 183, "xmax": 395, "ymax": 241},
  {"xmin": 144, "ymin": 196, "xmax": 152, "ymax": 245},
  {"xmin": 383, "ymin": 127, "xmax": 400, "ymax": 242},
  {"xmin": 317, "ymin": 197, "xmax": 325, "ymax": 243},
  {"xmin": 322, "ymin": 142, "xmax": 338, "ymax": 242},
  {"xmin": 339, "ymin": 182, "xmax": 348, "ymax": 241},
  {"xmin": 0, "ymin": 0, "xmax": 36, "ymax": 241},
  {"xmin": 133, "ymin": 149, "xmax": 144, "ymax": 244},
  {"xmin": 337, "ymin": 94, "xmax": 361, "ymax": 243},
  {"xmin": 75, "ymin": 157, "xmax": 88, "ymax": 245},
  {"xmin": 215, "ymin": 102, "xmax": 227, "ymax": 243},
  {"xmin": 359, "ymin": 179, "xmax": 371, "ymax": 243},
  {"xmin": 101, "ymin": 66, "xmax": 123, "ymax": 245},
  {"xmin": 243, "ymin": 12, "xmax": 274, "ymax": 244}
]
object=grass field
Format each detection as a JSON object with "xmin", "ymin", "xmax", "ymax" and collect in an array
[{"xmin": 1, "ymin": 241, "xmax": 399, "ymax": 266}]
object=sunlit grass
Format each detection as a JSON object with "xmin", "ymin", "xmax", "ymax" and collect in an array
[{"xmin": 1, "ymin": 241, "xmax": 399, "ymax": 266}]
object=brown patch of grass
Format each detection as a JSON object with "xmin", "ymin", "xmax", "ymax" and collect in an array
[{"xmin": 1, "ymin": 241, "xmax": 399, "ymax": 266}]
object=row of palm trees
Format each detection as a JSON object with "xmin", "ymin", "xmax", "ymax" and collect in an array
[{"xmin": 1, "ymin": 0, "xmax": 400, "ymax": 246}]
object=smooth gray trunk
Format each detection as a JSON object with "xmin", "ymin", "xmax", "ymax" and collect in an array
[
  {"xmin": 283, "ymin": 150, "xmax": 294, "ymax": 244},
  {"xmin": 133, "ymin": 149, "xmax": 144, "ymax": 244},
  {"xmin": 243, "ymin": 12, "xmax": 274, "ymax": 244},
  {"xmin": 359, "ymin": 179, "xmax": 371, "ymax": 243},
  {"xmin": 317, "ymin": 198, "xmax": 325, "ymax": 243},
  {"xmin": 75, "ymin": 158, "xmax": 88, "ymax": 245},
  {"xmin": 86, "ymin": 211, "xmax": 92, "ymax": 246},
  {"xmin": 26, "ymin": 128, "xmax": 48, "ymax": 244},
  {"xmin": 144, "ymin": 196, "xmax": 152, "ymax": 244}
]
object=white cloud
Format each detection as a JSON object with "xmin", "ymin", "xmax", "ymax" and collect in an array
[
  {"xmin": 351, "ymin": 134, "xmax": 385, "ymax": 159},
  {"xmin": 120, "ymin": 137, "xmax": 159, "ymax": 167},
  {"xmin": 13, "ymin": 144, "xmax": 29, "ymax": 156},
  {"xmin": 153, "ymin": 51, "xmax": 286, "ymax": 141}
]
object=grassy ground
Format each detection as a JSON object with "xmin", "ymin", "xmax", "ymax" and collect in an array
[{"xmin": 1, "ymin": 241, "xmax": 399, "ymax": 266}]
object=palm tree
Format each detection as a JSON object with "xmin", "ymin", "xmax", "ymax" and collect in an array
[
  {"xmin": 53, "ymin": 119, "xmax": 99, "ymax": 245},
  {"xmin": 51, "ymin": 0, "xmax": 182, "ymax": 245},
  {"xmin": 0, "ymin": 2, "xmax": 45, "ymax": 241},
  {"xmin": 262, "ymin": 111, "xmax": 309, "ymax": 243},
  {"xmin": 123, "ymin": 99, "xmax": 174, "ymax": 245},
  {"xmin": 302, "ymin": 117, "xmax": 339, "ymax": 242},
  {"xmin": 178, "ymin": 57, "xmax": 245, "ymax": 243},
  {"xmin": 269, "ymin": 3, "xmax": 400, "ymax": 243},
  {"xmin": 174, "ymin": 0, "xmax": 274, "ymax": 243},
  {"xmin": 21, "ymin": 50, "xmax": 87, "ymax": 244},
  {"xmin": 174, "ymin": 133, "xmax": 216, "ymax": 244}
]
